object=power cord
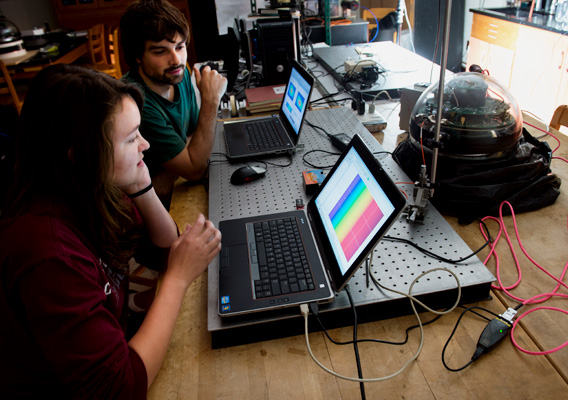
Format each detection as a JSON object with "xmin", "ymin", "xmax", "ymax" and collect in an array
[
  {"xmin": 304, "ymin": 119, "xmax": 351, "ymax": 153},
  {"xmin": 302, "ymin": 149, "xmax": 341, "ymax": 169},
  {"xmin": 382, "ymin": 218, "xmax": 493, "ymax": 265},
  {"xmin": 209, "ymin": 152, "xmax": 231, "ymax": 165},
  {"xmin": 209, "ymin": 153, "xmax": 293, "ymax": 169},
  {"xmin": 442, "ymin": 305, "xmax": 519, "ymax": 371},
  {"xmin": 300, "ymin": 267, "xmax": 462, "ymax": 382},
  {"xmin": 311, "ymin": 300, "xmax": 442, "ymax": 347},
  {"xmin": 367, "ymin": 233, "xmax": 516, "ymax": 372},
  {"xmin": 345, "ymin": 286, "xmax": 366, "ymax": 399},
  {"xmin": 250, "ymin": 156, "xmax": 293, "ymax": 168}
]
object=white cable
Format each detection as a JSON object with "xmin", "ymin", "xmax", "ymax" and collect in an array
[
  {"xmin": 303, "ymin": 267, "xmax": 462, "ymax": 382},
  {"xmin": 371, "ymin": 90, "xmax": 394, "ymax": 104}
]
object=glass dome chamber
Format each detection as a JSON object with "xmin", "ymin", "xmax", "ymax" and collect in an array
[{"xmin": 409, "ymin": 72, "xmax": 523, "ymax": 160}]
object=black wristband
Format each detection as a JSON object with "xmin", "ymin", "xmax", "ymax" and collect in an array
[{"xmin": 127, "ymin": 183, "xmax": 153, "ymax": 199}]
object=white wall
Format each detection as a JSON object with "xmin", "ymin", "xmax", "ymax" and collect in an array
[
  {"xmin": 0, "ymin": 0, "xmax": 58, "ymax": 32},
  {"xmin": 215, "ymin": 0, "xmax": 254, "ymax": 34}
]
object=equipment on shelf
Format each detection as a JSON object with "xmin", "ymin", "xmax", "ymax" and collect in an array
[{"xmin": 0, "ymin": 16, "xmax": 27, "ymax": 61}]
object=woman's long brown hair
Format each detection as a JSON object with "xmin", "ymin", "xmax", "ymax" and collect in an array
[{"xmin": 3, "ymin": 64, "xmax": 146, "ymax": 268}]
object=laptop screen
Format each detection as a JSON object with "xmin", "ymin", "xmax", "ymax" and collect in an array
[
  {"xmin": 280, "ymin": 62, "xmax": 313, "ymax": 139},
  {"xmin": 309, "ymin": 135, "xmax": 406, "ymax": 292}
]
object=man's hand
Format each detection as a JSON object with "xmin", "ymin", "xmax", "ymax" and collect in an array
[{"xmin": 193, "ymin": 65, "xmax": 227, "ymax": 107}]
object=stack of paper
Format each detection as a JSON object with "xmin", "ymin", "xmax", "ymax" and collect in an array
[{"xmin": 245, "ymin": 84, "xmax": 285, "ymax": 114}]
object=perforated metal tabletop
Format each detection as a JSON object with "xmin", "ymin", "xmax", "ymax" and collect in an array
[{"xmin": 206, "ymin": 107, "xmax": 494, "ymax": 348}]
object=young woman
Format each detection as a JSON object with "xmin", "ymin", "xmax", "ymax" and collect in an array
[{"xmin": 0, "ymin": 64, "xmax": 221, "ymax": 399}]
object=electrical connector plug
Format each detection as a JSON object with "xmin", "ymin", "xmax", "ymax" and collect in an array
[
  {"xmin": 300, "ymin": 304, "xmax": 309, "ymax": 317},
  {"xmin": 500, "ymin": 307, "xmax": 517, "ymax": 324},
  {"xmin": 309, "ymin": 302, "xmax": 319, "ymax": 317},
  {"xmin": 472, "ymin": 316, "xmax": 513, "ymax": 360}
]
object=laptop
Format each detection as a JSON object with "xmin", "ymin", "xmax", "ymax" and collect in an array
[
  {"xmin": 223, "ymin": 59, "xmax": 315, "ymax": 161},
  {"xmin": 218, "ymin": 134, "xmax": 407, "ymax": 316}
]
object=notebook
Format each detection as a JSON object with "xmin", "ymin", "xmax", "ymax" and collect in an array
[
  {"xmin": 222, "ymin": 59, "xmax": 314, "ymax": 161},
  {"xmin": 218, "ymin": 134, "xmax": 407, "ymax": 316}
]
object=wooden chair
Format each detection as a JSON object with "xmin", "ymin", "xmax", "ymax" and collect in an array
[
  {"xmin": 0, "ymin": 60, "xmax": 22, "ymax": 114},
  {"xmin": 85, "ymin": 24, "xmax": 122, "ymax": 79},
  {"xmin": 549, "ymin": 105, "xmax": 568, "ymax": 131},
  {"xmin": 107, "ymin": 27, "xmax": 122, "ymax": 79},
  {"xmin": 87, "ymin": 24, "xmax": 107, "ymax": 64}
]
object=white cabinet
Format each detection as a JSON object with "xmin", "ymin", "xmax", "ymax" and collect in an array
[
  {"xmin": 466, "ymin": 13, "xmax": 518, "ymax": 86},
  {"xmin": 509, "ymin": 25, "xmax": 567, "ymax": 122},
  {"xmin": 463, "ymin": 0, "xmax": 509, "ymax": 64},
  {"xmin": 553, "ymin": 35, "xmax": 568, "ymax": 113},
  {"xmin": 467, "ymin": 12, "xmax": 568, "ymax": 123}
]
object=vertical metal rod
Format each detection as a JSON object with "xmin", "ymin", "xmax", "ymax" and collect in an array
[
  {"xmin": 431, "ymin": 0, "xmax": 452, "ymax": 188},
  {"xmin": 396, "ymin": 0, "xmax": 404, "ymax": 45},
  {"xmin": 325, "ymin": 0, "xmax": 331, "ymax": 45}
]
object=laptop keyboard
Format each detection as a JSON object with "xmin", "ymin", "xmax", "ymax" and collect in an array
[
  {"xmin": 243, "ymin": 120, "xmax": 285, "ymax": 150},
  {"xmin": 246, "ymin": 218, "xmax": 315, "ymax": 299}
]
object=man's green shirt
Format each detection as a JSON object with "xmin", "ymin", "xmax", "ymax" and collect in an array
[{"xmin": 122, "ymin": 68, "xmax": 199, "ymax": 172}]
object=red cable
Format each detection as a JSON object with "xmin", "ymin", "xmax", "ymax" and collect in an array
[
  {"xmin": 523, "ymin": 120, "xmax": 561, "ymax": 153},
  {"xmin": 511, "ymin": 296, "xmax": 568, "ymax": 355},
  {"xmin": 419, "ymin": 121, "xmax": 426, "ymax": 165},
  {"xmin": 479, "ymin": 201, "xmax": 568, "ymax": 355}
]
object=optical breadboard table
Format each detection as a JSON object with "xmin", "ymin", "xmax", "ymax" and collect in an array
[
  {"xmin": 207, "ymin": 107, "xmax": 495, "ymax": 348},
  {"xmin": 312, "ymin": 41, "xmax": 451, "ymax": 99}
]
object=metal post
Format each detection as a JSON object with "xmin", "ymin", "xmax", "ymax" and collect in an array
[
  {"xmin": 396, "ymin": 0, "xmax": 404, "ymax": 45},
  {"xmin": 431, "ymin": 0, "xmax": 452, "ymax": 190},
  {"xmin": 325, "ymin": 0, "xmax": 331, "ymax": 45}
]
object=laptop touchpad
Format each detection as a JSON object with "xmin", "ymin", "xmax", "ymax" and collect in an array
[{"xmin": 223, "ymin": 244, "xmax": 248, "ymax": 269}]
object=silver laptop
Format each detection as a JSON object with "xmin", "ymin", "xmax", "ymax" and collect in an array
[{"xmin": 218, "ymin": 134, "xmax": 407, "ymax": 316}]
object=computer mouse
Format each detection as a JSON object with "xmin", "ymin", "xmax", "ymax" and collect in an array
[{"xmin": 230, "ymin": 165, "xmax": 267, "ymax": 185}]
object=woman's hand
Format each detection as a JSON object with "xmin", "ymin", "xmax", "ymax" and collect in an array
[
  {"xmin": 129, "ymin": 214, "xmax": 220, "ymax": 388},
  {"xmin": 165, "ymin": 214, "xmax": 222, "ymax": 289}
]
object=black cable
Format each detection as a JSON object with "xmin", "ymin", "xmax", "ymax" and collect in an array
[
  {"xmin": 209, "ymin": 152, "xmax": 230, "ymax": 165},
  {"xmin": 309, "ymin": 69, "xmax": 327, "ymax": 79},
  {"xmin": 309, "ymin": 95, "xmax": 353, "ymax": 105},
  {"xmin": 382, "ymin": 235, "xmax": 491, "ymax": 264},
  {"xmin": 300, "ymin": 20, "xmax": 315, "ymax": 59},
  {"xmin": 382, "ymin": 218, "xmax": 493, "ymax": 264},
  {"xmin": 304, "ymin": 120, "xmax": 332, "ymax": 138},
  {"xmin": 441, "ymin": 306, "xmax": 499, "ymax": 372},
  {"xmin": 345, "ymin": 286, "xmax": 366, "ymax": 400},
  {"xmin": 302, "ymin": 149, "xmax": 340, "ymax": 169},
  {"xmin": 250, "ymin": 156, "xmax": 293, "ymax": 168},
  {"xmin": 310, "ymin": 97, "xmax": 352, "ymax": 108},
  {"xmin": 309, "ymin": 90, "xmax": 346, "ymax": 105},
  {"xmin": 312, "ymin": 302, "xmax": 442, "ymax": 347}
]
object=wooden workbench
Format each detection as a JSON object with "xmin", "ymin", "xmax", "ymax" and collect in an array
[{"xmin": 149, "ymin": 109, "xmax": 568, "ymax": 399}]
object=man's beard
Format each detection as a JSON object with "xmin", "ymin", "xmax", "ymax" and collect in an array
[{"xmin": 142, "ymin": 64, "xmax": 185, "ymax": 86}]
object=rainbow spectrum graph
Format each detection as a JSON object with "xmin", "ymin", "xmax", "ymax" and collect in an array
[{"xmin": 329, "ymin": 175, "xmax": 384, "ymax": 261}]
